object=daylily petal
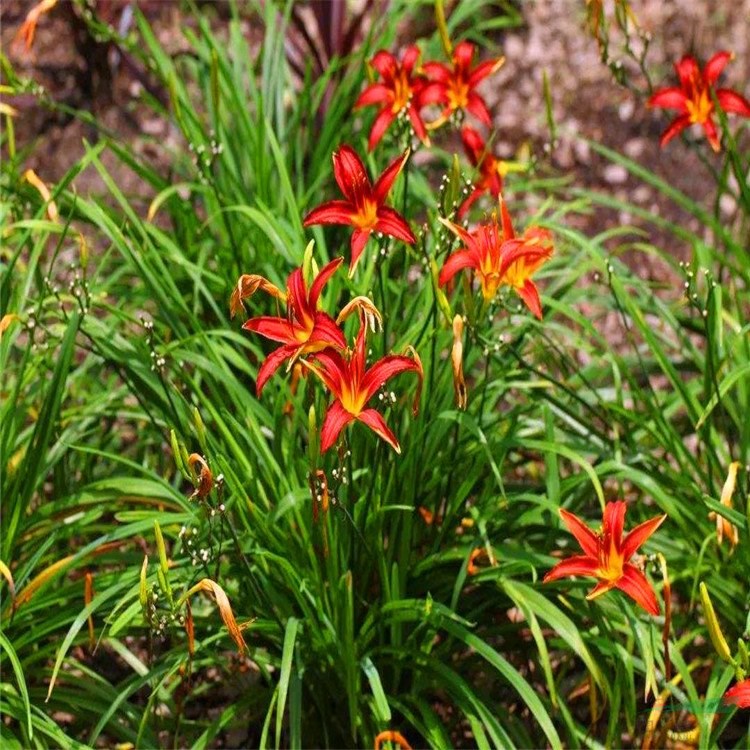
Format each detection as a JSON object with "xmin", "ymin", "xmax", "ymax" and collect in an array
[
  {"xmin": 461, "ymin": 126, "xmax": 486, "ymax": 165},
  {"xmin": 704, "ymin": 50, "xmax": 732, "ymax": 86},
  {"xmin": 349, "ymin": 229, "xmax": 372, "ymax": 275},
  {"xmin": 303, "ymin": 200, "xmax": 355, "ymax": 227},
  {"xmin": 617, "ymin": 563, "xmax": 660, "ymax": 615},
  {"xmin": 357, "ymin": 408, "xmax": 401, "ymax": 453},
  {"xmin": 306, "ymin": 349, "xmax": 347, "ymax": 396},
  {"xmin": 675, "ymin": 55, "xmax": 700, "ymax": 89},
  {"xmin": 256, "ymin": 344, "xmax": 298, "ymax": 395},
  {"xmin": 371, "ymin": 50, "xmax": 397, "ymax": 80},
  {"xmin": 368, "ymin": 107, "xmax": 397, "ymax": 151},
  {"xmin": 559, "ymin": 508, "xmax": 599, "ymax": 557},
  {"xmin": 422, "ymin": 61, "xmax": 451, "ymax": 83},
  {"xmin": 702, "ymin": 116, "xmax": 721, "ymax": 152},
  {"xmin": 287, "ymin": 267, "xmax": 311, "ymax": 323},
  {"xmin": 418, "ymin": 81, "xmax": 449, "ymax": 107},
  {"xmin": 308, "ymin": 257, "xmax": 344, "ymax": 309},
  {"xmin": 355, "ymin": 83, "xmax": 392, "ymax": 108},
  {"xmin": 309, "ymin": 312, "xmax": 347, "ymax": 351},
  {"xmin": 586, "ymin": 580, "xmax": 616, "ymax": 601},
  {"xmin": 659, "ymin": 114, "xmax": 691, "ymax": 147},
  {"xmin": 500, "ymin": 198, "xmax": 516, "ymax": 241},
  {"xmin": 468, "ymin": 56, "xmax": 504, "ymax": 87},
  {"xmin": 374, "ymin": 207, "xmax": 415, "ymax": 245},
  {"xmin": 647, "ymin": 86, "xmax": 688, "ymax": 111},
  {"xmin": 621, "ymin": 513, "xmax": 667, "ymax": 560},
  {"xmin": 465, "ymin": 92, "xmax": 492, "ymax": 125},
  {"xmin": 543, "ymin": 555, "xmax": 599, "ymax": 582},
  {"xmin": 320, "ymin": 400, "xmax": 356, "ymax": 453},
  {"xmin": 243, "ymin": 316, "xmax": 296, "ymax": 344},
  {"xmin": 333, "ymin": 145, "xmax": 372, "ymax": 203},
  {"xmin": 407, "ymin": 105, "xmax": 431, "ymax": 146},
  {"xmin": 724, "ymin": 679, "xmax": 750, "ymax": 709},
  {"xmin": 457, "ymin": 188, "xmax": 483, "ymax": 219},
  {"xmin": 362, "ymin": 354, "xmax": 422, "ymax": 404},
  {"xmin": 603, "ymin": 501, "xmax": 627, "ymax": 545},
  {"xmin": 438, "ymin": 250, "xmax": 478, "ymax": 286},
  {"xmin": 515, "ymin": 278, "xmax": 543, "ymax": 319},
  {"xmin": 453, "ymin": 41, "xmax": 476, "ymax": 71},
  {"xmin": 439, "ymin": 216, "xmax": 477, "ymax": 249},
  {"xmin": 716, "ymin": 88, "xmax": 750, "ymax": 117},
  {"xmin": 373, "ymin": 149, "xmax": 409, "ymax": 205},
  {"xmin": 401, "ymin": 45, "xmax": 421, "ymax": 75}
]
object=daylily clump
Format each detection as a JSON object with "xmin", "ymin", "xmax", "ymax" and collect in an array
[
  {"xmin": 648, "ymin": 50, "xmax": 750, "ymax": 151},
  {"xmin": 439, "ymin": 200, "xmax": 553, "ymax": 318},
  {"xmin": 303, "ymin": 145, "xmax": 415, "ymax": 275},
  {"xmin": 544, "ymin": 501, "xmax": 666, "ymax": 615}
]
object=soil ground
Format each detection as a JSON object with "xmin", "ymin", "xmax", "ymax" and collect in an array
[{"xmin": 2, "ymin": 0, "xmax": 749, "ymax": 276}]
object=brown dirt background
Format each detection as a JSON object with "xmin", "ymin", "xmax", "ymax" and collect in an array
[{"xmin": 2, "ymin": 0, "xmax": 749, "ymax": 274}]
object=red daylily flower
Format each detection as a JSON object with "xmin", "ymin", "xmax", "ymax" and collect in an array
[
  {"xmin": 458, "ymin": 127, "xmax": 527, "ymax": 218},
  {"xmin": 231, "ymin": 258, "xmax": 346, "ymax": 395},
  {"xmin": 648, "ymin": 51, "xmax": 750, "ymax": 152},
  {"xmin": 303, "ymin": 145, "xmax": 415, "ymax": 275},
  {"xmin": 724, "ymin": 680, "xmax": 750, "ymax": 709},
  {"xmin": 438, "ymin": 200, "xmax": 553, "ymax": 318},
  {"xmin": 355, "ymin": 46, "xmax": 441, "ymax": 151},
  {"xmin": 423, "ymin": 41, "xmax": 504, "ymax": 127},
  {"xmin": 304, "ymin": 316, "xmax": 422, "ymax": 454},
  {"xmin": 544, "ymin": 501, "xmax": 667, "ymax": 615}
]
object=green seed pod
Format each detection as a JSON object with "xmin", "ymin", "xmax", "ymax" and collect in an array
[{"xmin": 700, "ymin": 582, "xmax": 734, "ymax": 664}]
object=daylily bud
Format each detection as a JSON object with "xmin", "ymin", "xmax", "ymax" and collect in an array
[
  {"xmin": 302, "ymin": 240, "xmax": 319, "ymax": 285},
  {"xmin": 0, "ymin": 559, "xmax": 15, "ymax": 600},
  {"xmin": 154, "ymin": 522, "xmax": 173, "ymax": 605},
  {"xmin": 171, "ymin": 430, "xmax": 189, "ymax": 480},
  {"xmin": 429, "ymin": 259, "xmax": 453, "ymax": 322},
  {"xmin": 451, "ymin": 314, "xmax": 467, "ymax": 410},
  {"xmin": 435, "ymin": 0, "xmax": 452, "ymax": 57},
  {"xmin": 22, "ymin": 169, "xmax": 58, "ymax": 223},
  {"xmin": 185, "ymin": 600, "xmax": 195, "ymax": 657},
  {"xmin": 308, "ymin": 405, "xmax": 319, "ymax": 466},
  {"xmin": 0, "ymin": 314, "xmax": 19, "ymax": 338},
  {"xmin": 710, "ymin": 461, "xmax": 740, "ymax": 549},
  {"xmin": 139, "ymin": 555, "xmax": 149, "ymax": 608},
  {"xmin": 192, "ymin": 407, "xmax": 207, "ymax": 453},
  {"xmin": 737, "ymin": 638, "xmax": 749, "ymax": 672},
  {"xmin": 699, "ymin": 582, "xmax": 734, "ymax": 664},
  {"xmin": 77, "ymin": 231, "xmax": 89, "ymax": 269}
]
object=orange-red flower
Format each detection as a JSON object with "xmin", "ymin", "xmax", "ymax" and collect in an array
[
  {"xmin": 423, "ymin": 41, "xmax": 504, "ymax": 127},
  {"xmin": 304, "ymin": 316, "xmax": 422, "ymax": 454},
  {"xmin": 303, "ymin": 145, "xmax": 415, "ymax": 275},
  {"xmin": 544, "ymin": 501, "xmax": 667, "ymax": 615},
  {"xmin": 231, "ymin": 258, "xmax": 345, "ymax": 395},
  {"xmin": 724, "ymin": 680, "xmax": 750, "ymax": 709},
  {"xmin": 14, "ymin": 0, "xmax": 58, "ymax": 51},
  {"xmin": 648, "ymin": 51, "xmax": 750, "ymax": 152},
  {"xmin": 438, "ymin": 200, "xmax": 553, "ymax": 318},
  {"xmin": 355, "ymin": 46, "xmax": 440, "ymax": 151}
]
